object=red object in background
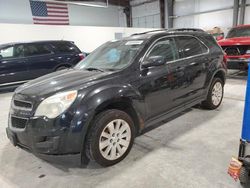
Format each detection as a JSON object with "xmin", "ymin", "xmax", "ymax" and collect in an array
[
  {"xmin": 216, "ymin": 35, "xmax": 224, "ymax": 41},
  {"xmin": 79, "ymin": 53, "xmax": 85, "ymax": 60},
  {"xmin": 217, "ymin": 25, "xmax": 250, "ymax": 70}
]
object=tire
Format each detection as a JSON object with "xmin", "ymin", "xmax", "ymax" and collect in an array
[
  {"xmin": 201, "ymin": 77, "xmax": 224, "ymax": 110},
  {"xmin": 85, "ymin": 109, "xmax": 135, "ymax": 167},
  {"xmin": 56, "ymin": 66, "xmax": 69, "ymax": 71},
  {"xmin": 239, "ymin": 166, "xmax": 249, "ymax": 185}
]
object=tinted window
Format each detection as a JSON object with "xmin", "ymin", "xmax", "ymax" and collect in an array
[
  {"xmin": 25, "ymin": 44, "xmax": 52, "ymax": 56},
  {"xmin": 146, "ymin": 38, "xmax": 179, "ymax": 62},
  {"xmin": 227, "ymin": 27, "xmax": 250, "ymax": 38},
  {"xmin": 176, "ymin": 36, "xmax": 207, "ymax": 58},
  {"xmin": 0, "ymin": 45, "xmax": 24, "ymax": 58},
  {"xmin": 52, "ymin": 42, "xmax": 79, "ymax": 53}
]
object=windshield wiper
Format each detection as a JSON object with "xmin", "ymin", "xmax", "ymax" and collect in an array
[{"xmin": 85, "ymin": 67, "xmax": 104, "ymax": 72}]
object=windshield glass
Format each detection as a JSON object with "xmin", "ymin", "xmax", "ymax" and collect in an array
[
  {"xmin": 75, "ymin": 40, "xmax": 144, "ymax": 71},
  {"xmin": 226, "ymin": 27, "xmax": 250, "ymax": 38}
]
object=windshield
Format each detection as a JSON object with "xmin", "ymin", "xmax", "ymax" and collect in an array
[
  {"xmin": 75, "ymin": 40, "xmax": 144, "ymax": 71},
  {"xmin": 226, "ymin": 27, "xmax": 250, "ymax": 38}
]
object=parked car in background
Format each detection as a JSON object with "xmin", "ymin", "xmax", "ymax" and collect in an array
[
  {"xmin": 0, "ymin": 40, "xmax": 84, "ymax": 89},
  {"xmin": 218, "ymin": 25, "xmax": 250, "ymax": 70},
  {"xmin": 6, "ymin": 29, "xmax": 226, "ymax": 166}
]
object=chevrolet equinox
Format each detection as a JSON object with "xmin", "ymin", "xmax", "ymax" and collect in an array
[{"xmin": 6, "ymin": 29, "xmax": 227, "ymax": 166}]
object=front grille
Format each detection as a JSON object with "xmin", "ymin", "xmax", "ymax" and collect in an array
[
  {"xmin": 223, "ymin": 45, "xmax": 249, "ymax": 56},
  {"xmin": 11, "ymin": 116, "xmax": 28, "ymax": 129},
  {"xmin": 13, "ymin": 99, "xmax": 32, "ymax": 110}
]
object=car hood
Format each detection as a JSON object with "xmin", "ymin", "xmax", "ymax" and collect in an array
[
  {"xmin": 218, "ymin": 37, "xmax": 250, "ymax": 46},
  {"xmin": 15, "ymin": 69, "xmax": 113, "ymax": 97}
]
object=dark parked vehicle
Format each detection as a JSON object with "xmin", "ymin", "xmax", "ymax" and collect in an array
[
  {"xmin": 6, "ymin": 29, "xmax": 227, "ymax": 166},
  {"xmin": 0, "ymin": 40, "xmax": 84, "ymax": 89}
]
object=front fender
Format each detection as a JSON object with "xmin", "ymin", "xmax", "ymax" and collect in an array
[{"xmin": 70, "ymin": 84, "xmax": 145, "ymax": 154}]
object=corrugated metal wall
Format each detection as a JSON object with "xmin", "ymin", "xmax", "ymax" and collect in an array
[{"xmin": 131, "ymin": 0, "xmax": 161, "ymax": 28}]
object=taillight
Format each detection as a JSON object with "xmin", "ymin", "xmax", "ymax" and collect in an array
[{"xmin": 79, "ymin": 53, "xmax": 85, "ymax": 60}]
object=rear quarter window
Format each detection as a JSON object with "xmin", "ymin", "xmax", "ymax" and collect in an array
[
  {"xmin": 52, "ymin": 42, "xmax": 80, "ymax": 53},
  {"xmin": 24, "ymin": 43, "xmax": 52, "ymax": 56},
  {"xmin": 201, "ymin": 35, "xmax": 223, "ymax": 53}
]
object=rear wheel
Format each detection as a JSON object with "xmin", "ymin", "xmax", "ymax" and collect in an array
[
  {"xmin": 85, "ymin": 109, "xmax": 135, "ymax": 166},
  {"xmin": 202, "ymin": 77, "xmax": 224, "ymax": 110},
  {"xmin": 56, "ymin": 66, "xmax": 69, "ymax": 71}
]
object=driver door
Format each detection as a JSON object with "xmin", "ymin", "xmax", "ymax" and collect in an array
[{"xmin": 138, "ymin": 37, "xmax": 180, "ymax": 120}]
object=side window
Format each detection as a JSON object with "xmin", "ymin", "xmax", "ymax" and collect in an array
[
  {"xmin": 146, "ymin": 38, "xmax": 179, "ymax": 62},
  {"xmin": 0, "ymin": 45, "xmax": 24, "ymax": 58},
  {"xmin": 52, "ymin": 42, "xmax": 78, "ymax": 53},
  {"xmin": 24, "ymin": 43, "xmax": 52, "ymax": 56},
  {"xmin": 0, "ymin": 46, "xmax": 14, "ymax": 58},
  {"xmin": 14, "ymin": 45, "xmax": 24, "ymax": 57},
  {"xmin": 176, "ymin": 36, "xmax": 208, "ymax": 58}
]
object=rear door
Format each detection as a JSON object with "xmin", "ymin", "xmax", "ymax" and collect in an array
[
  {"xmin": 51, "ymin": 41, "xmax": 82, "ymax": 65},
  {"xmin": 24, "ymin": 43, "xmax": 57, "ymax": 79},
  {"xmin": 170, "ymin": 35, "xmax": 209, "ymax": 105},
  {"xmin": 0, "ymin": 44, "xmax": 29, "ymax": 86}
]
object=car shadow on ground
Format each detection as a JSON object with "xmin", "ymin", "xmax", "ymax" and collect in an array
[{"xmin": 227, "ymin": 70, "xmax": 248, "ymax": 80}]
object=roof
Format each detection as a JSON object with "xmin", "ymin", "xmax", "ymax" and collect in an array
[{"xmin": 0, "ymin": 40, "xmax": 73, "ymax": 47}]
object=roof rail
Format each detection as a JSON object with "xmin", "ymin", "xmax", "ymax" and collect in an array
[
  {"xmin": 131, "ymin": 29, "xmax": 166, "ymax": 36},
  {"xmin": 131, "ymin": 28, "xmax": 205, "ymax": 36},
  {"xmin": 168, "ymin": 28, "xmax": 205, "ymax": 32}
]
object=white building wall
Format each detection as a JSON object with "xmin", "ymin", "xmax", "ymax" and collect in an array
[
  {"xmin": 0, "ymin": 23, "xmax": 154, "ymax": 52},
  {"xmin": 131, "ymin": 0, "xmax": 160, "ymax": 28},
  {"xmin": 173, "ymin": 0, "xmax": 238, "ymax": 33},
  {"xmin": 245, "ymin": 6, "xmax": 250, "ymax": 24},
  {"xmin": 0, "ymin": 0, "xmax": 127, "ymax": 27}
]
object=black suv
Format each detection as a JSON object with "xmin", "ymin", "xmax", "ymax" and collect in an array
[
  {"xmin": 6, "ymin": 29, "xmax": 227, "ymax": 166},
  {"xmin": 0, "ymin": 40, "xmax": 84, "ymax": 89}
]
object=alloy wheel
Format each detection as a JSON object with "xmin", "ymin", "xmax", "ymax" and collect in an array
[
  {"xmin": 211, "ymin": 82, "xmax": 223, "ymax": 106},
  {"xmin": 99, "ymin": 119, "xmax": 131, "ymax": 160}
]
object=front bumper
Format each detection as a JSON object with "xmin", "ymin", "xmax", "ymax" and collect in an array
[
  {"xmin": 6, "ymin": 115, "xmax": 84, "ymax": 155},
  {"xmin": 6, "ymin": 93, "xmax": 92, "ymax": 155}
]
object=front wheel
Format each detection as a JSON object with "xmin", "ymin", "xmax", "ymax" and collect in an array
[
  {"xmin": 201, "ymin": 77, "xmax": 224, "ymax": 110},
  {"xmin": 85, "ymin": 109, "xmax": 135, "ymax": 166}
]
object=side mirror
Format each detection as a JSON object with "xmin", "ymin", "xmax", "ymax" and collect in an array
[{"xmin": 141, "ymin": 56, "xmax": 165, "ymax": 68}]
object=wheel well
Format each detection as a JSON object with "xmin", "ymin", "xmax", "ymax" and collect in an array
[
  {"xmin": 55, "ymin": 64, "xmax": 71, "ymax": 70},
  {"xmin": 95, "ymin": 99, "xmax": 141, "ymax": 135},
  {"xmin": 214, "ymin": 70, "xmax": 225, "ymax": 85}
]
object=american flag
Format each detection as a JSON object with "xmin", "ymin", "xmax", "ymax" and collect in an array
[{"xmin": 29, "ymin": 0, "xmax": 69, "ymax": 25}]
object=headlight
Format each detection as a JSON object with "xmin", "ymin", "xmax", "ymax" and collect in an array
[
  {"xmin": 246, "ymin": 49, "xmax": 250, "ymax": 54},
  {"xmin": 35, "ymin": 90, "xmax": 78, "ymax": 119}
]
